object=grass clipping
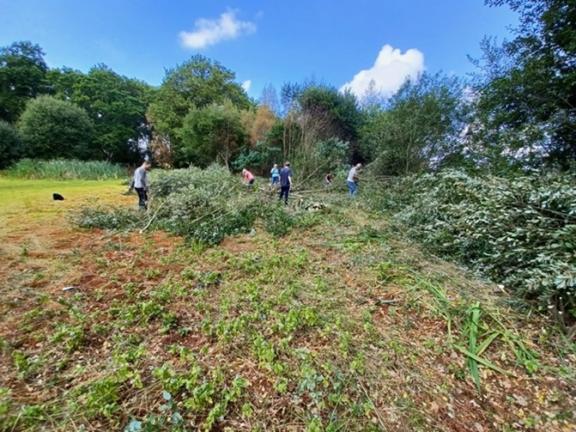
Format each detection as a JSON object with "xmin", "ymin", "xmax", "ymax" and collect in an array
[{"xmin": 75, "ymin": 165, "xmax": 311, "ymax": 245}]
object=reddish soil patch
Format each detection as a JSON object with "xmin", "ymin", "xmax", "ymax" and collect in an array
[{"xmin": 220, "ymin": 234, "xmax": 260, "ymax": 255}]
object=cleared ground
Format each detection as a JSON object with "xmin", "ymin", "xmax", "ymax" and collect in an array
[{"xmin": 0, "ymin": 177, "xmax": 574, "ymax": 431}]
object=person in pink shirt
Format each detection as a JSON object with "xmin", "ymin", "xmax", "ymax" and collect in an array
[{"xmin": 242, "ymin": 168, "xmax": 255, "ymax": 187}]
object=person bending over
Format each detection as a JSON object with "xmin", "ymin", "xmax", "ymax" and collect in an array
[{"xmin": 242, "ymin": 168, "xmax": 255, "ymax": 187}]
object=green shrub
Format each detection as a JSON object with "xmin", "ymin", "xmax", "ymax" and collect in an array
[
  {"xmin": 370, "ymin": 169, "xmax": 576, "ymax": 322},
  {"xmin": 0, "ymin": 120, "xmax": 22, "ymax": 169},
  {"xmin": 5, "ymin": 158, "xmax": 125, "ymax": 180},
  {"xmin": 18, "ymin": 95, "xmax": 94, "ymax": 159}
]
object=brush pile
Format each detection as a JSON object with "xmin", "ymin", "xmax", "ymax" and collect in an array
[
  {"xmin": 366, "ymin": 169, "xmax": 576, "ymax": 329},
  {"xmin": 76, "ymin": 165, "xmax": 323, "ymax": 245}
]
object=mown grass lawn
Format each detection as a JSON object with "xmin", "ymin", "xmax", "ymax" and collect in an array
[
  {"xmin": 0, "ymin": 178, "xmax": 574, "ymax": 431},
  {"xmin": 0, "ymin": 177, "xmax": 128, "ymax": 225}
]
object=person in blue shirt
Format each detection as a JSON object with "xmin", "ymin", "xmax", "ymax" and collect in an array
[
  {"xmin": 270, "ymin": 163, "xmax": 280, "ymax": 187},
  {"xmin": 279, "ymin": 162, "xmax": 292, "ymax": 205}
]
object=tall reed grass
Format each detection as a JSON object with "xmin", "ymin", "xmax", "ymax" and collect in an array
[{"xmin": 4, "ymin": 159, "xmax": 126, "ymax": 180}]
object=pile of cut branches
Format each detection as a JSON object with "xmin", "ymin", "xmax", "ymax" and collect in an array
[{"xmin": 75, "ymin": 165, "xmax": 322, "ymax": 245}]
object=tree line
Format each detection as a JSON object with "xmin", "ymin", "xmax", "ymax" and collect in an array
[{"xmin": 1, "ymin": 0, "xmax": 574, "ymax": 175}]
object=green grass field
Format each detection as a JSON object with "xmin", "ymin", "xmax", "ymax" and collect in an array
[
  {"xmin": 0, "ymin": 178, "xmax": 574, "ymax": 431},
  {"xmin": 0, "ymin": 177, "xmax": 129, "ymax": 232}
]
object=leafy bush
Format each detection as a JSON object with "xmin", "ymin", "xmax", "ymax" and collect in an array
[
  {"xmin": 18, "ymin": 95, "xmax": 95, "ymax": 159},
  {"xmin": 0, "ymin": 120, "xmax": 22, "ymax": 169},
  {"xmin": 232, "ymin": 141, "xmax": 282, "ymax": 175},
  {"xmin": 5, "ymin": 158, "xmax": 125, "ymax": 179},
  {"xmin": 179, "ymin": 101, "xmax": 248, "ymax": 168},
  {"xmin": 369, "ymin": 169, "xmax": 576, "ymax": 322}
]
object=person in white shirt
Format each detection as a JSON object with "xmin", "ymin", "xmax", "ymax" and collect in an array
[
  {"xmin": 346, "ymin": 163, "xmax": 362, "ymax": 197},
  {"xmin": 133, "ymin": 160, "xmax": 151, "ymax": 209}
]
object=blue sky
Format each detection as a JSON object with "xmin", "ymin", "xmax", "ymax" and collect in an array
[{"xmin": 0, "ymin": 0, "xmax": 517, "ymax": 99}]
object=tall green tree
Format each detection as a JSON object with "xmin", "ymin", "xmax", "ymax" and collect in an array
[
  {"xmin": 47, "ymin": 65, "xmax": 154, "ymax": 163},
  {"xmin": 75, "ymin": 65, "xmax": 153, "ymax": 162},
  {"xmin": 46, "ymin": 67, "xmax": 85, "ymax": 100},
  {"xmin": 297, "ymin": 86, "xmax": 362, "ymax": 156},
  {"xmin": 278, "ymin": 85, "xmax": 362, "ymax": 177},
  {"xmin": 148, "ymin": 55, "xmax": 251, "ymax": 166},
  {"xmin": 267, "ymin": 84, "xmax": 363, "ymax": 177},
  {"xmin": 18, "ymin": 95, "xmax": 94, "ymax": 159},
  {"xmin": 179, "ymin": 101, "xmax": 248, "ymax": 168},
  {"xmin": 360, "ymin": 73, "xmax": 467, "ymax": 175},
  {"xmin": 0, "ymin": 41, "xmax": 48, "ymax": 123},
  {"xmin": 475, "ymin": 0, "xmax": 576, "ymax": 168}
]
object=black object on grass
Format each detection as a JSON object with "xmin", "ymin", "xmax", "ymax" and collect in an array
[{"xmin": 53, "ymin": 193, "xmax": 65, "ymax": 201}]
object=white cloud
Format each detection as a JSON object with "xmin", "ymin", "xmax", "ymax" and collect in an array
[
  {"xmin": 341, "ymin": 45, "xmax": 424, "ymax": 99},
  {"xmin": 179, "ymin": 10, "xmax": 256, "ymax": 49},
  {"xmin": 241, "ymin": 80, "xmax": 252, "ymax": 92}
]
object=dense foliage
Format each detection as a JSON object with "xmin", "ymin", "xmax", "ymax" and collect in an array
[
  {"xmin": 0, "ymin": 42, "xmax": 152, "ymax": 165},
  {"xmin": 0, "ymin": 41, "xmax": 48, "ymax": 123},
  {"xmin": 231, "ymin": 84, "xmax": 362, "ymax": 178},
  {"xmin": 367, "ymin": 169, "xmax": 576, "ymax": 327},
  {"xmin": 474, "ymin": 0, "xmax": 576, "ymax": 169},
  {"xmin": 1, "ymin": 1, "xmax": 573, "ymax": 173},
  {"xmin": 179, "ymin": 102, "xmax": 248, "ymax": 168},
  {"xmin": 147, "ymin": 56, "xmax": 252, "ymax": 167},
  {"xmin": 297, "ymin": 85, "xmax": 362, "ymax": 159},
  {"xmin": 0, "ymin": 120, "xmax": 22, "ymax": 169},
  {"xmin": 76, "ymin": 166, "xmax": 315, "ymax": 245},
  {"xmin": 0, "ymin": 40, "xmax": 468, "ymax": 177},
  {"xmin": 48, "ymin": 65, "xmax": 153, "ymax": 163},
  {"xmin": 6, "ymin": 158, "xmax": 125, "ymax": 179},
  {"xmin": 360, "ymin": 73, "xmax": 468, "ymax": 175},
  {"xmin": 18, "ymin": 95, "xmax": 95, "ymax": 159}
]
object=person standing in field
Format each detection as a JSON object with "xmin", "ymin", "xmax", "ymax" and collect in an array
[
  {"xmin": 242, "ymin": 168, "xmax": 255, "ymax": 187},
  {"xmin": 133, "ymin": 160, "xmax": 151, "ymax": 210},
  {"xmin": 347, "ymin": 163, "xmax": 361, "ymax": 197},
  {"xmin": 125, "ymin": 154, "xmax": 150, "ymax": 195},
  {"xmin": 279, "ymin": 162, "xmax": 292, "ymax": 205},
  {"xmin": 270, "ymin": 163, "xmax": 280, "ymax": 187}
]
